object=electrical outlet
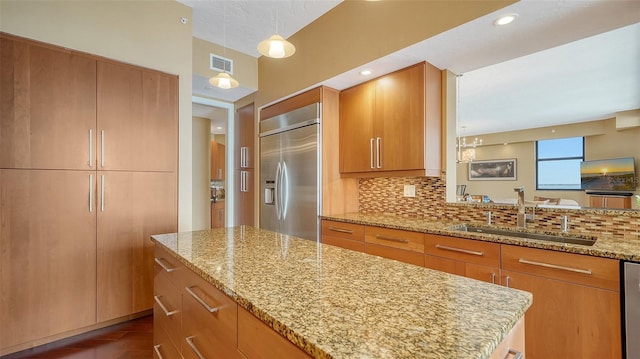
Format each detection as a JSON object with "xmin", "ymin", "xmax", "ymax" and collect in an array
[{"xmin": 403, "ymin": 184, "xmax": 416, "ymax": 198}]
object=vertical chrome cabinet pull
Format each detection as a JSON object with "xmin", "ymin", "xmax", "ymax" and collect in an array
[
  {"xmin": 505, "ymin": 276, "xmax": 511, "ymax": 288},
  {"xmin": 370, "ymin": 138, "xmax": 374, "ymax": 169},
  {"xmin": 506, "ymin": 349, "xmax": 523, "ymax": 359},
  {"xmin": 153, "ymin": 296, "xmax": 177, "ymax": 316},
  {"xmin": 154, "ymin": 257, "xmax": 176, "ymax": 272},
  {"xmin": 100, "ymin": 130, "xmax": 105, "ymax": 167},
  {"xmin": 153, "ymin": 345, "xmax": 164, "ymax": 359},
  {"xmin": 100, "ymin": 175, "xmax": 105, "ymax": 212},
  {"xmin": 490, "ymin": 272, "xmax": 496, "ymax": 284},
  {"xmin": 88, "ymin": 129, "xmax": 93, "ymax": 167},
  {"xmin": 89, "ymin": 175, "xmax": 93, "ymax": 212},
  {"xmin": 376, "ymin": 137, "xmax": 382, "ymax": 168},
  {"xmin": 185, "ymin": 286, "xmax": 219, "ymax": 313},
  {"xmin": 185, "ymin": 336, "xmax": 205, "ymax": 359}
]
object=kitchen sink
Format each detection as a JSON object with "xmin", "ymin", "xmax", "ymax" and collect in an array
[{"xmin": 449, "ymin": 224, "xmax": 597, "ymax": 246}]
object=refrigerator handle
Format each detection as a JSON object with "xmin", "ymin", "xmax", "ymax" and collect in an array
[
  {"xmin": 275, "ymin": 162, "xmax": 282, "ymax": 220},
  {"xmin": 281, "ymin": 161, "xmax": 288, "ymax": 220}
]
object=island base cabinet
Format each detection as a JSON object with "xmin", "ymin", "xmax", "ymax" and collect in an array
[
  {"xmin": 502, "ymin": 270, "xmax": 621, "ymax": 358},
  {"xmin": 489, "ymin": 316, "xmax": 525, "ymax": 359},
  {"xmin": 238, "ymin": 307, "xmax": 311, "ymax": 359}
]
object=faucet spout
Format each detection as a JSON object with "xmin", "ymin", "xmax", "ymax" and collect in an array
[{"xmin": 513, "ymin": 187, "xmax": 530, "ymax": 228}]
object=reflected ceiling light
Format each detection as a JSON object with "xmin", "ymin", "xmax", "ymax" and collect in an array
[
  {"xmin": 209, "ymin": 5, "xmax": 239, "ymax": 89},
  {"xmin": 494, "ymin": 14, "xmax": 518, "ymax": 26},
  {"xmin": 258, "ymin": 6, "xmax": 296, "ymax": 58},
  {"xmin": 359, "ymin": 69, "xmax": 372, "ymax": 76}
]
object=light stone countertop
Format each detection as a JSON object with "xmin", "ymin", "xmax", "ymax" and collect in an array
[
  {"xmin": 152, "ymin": 226, "xmax": 532, "ymax": 359},
  {"xmin": 321, "ymin": 213, "xmax": 640, "ymax": 262}
]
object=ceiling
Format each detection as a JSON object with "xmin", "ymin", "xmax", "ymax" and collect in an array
[{"xmin": 180, "ymin": 0, "xmax": 640, "ymax": 136}]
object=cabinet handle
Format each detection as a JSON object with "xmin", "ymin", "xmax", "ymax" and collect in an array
[
  {"xmin": 185, "ymin": 286, "xmax": 219, "ymax": 313},
  {"xmin": 435, "ymin": 244, "xmax": 484, "ymax": 256},
  {"xmin": 518, "ymin": 258, "xmax": 592, "ymax": 275},
  {"xmin": 153, "ymin": 344, "xmax": 164, "ymax": 359},
  {"xmin": 88, "ymin": 129, "xmax": 93, "ymax": 167},
  {"xmin": 185, "ymin": 336, "xmax": 205, "ymax": 359},
  {"xmin": 154, "ymin": 257, "xmax": 176, "ymax": 272},
  {"xmin": 505, "ymin": 276, "xmax": 511, "ymax": 288},
  {"xmin": 89, "ymin": 175, "xmax": 93, "ymax": 213},
  {"xmin": 376, "ymin": 137, "xmax": 382, "ymax": 168},
  {"xmin": 153, "ymin": 295, "xmax": 177, "ymax": 316},
  {"xmin": 100, "ymin": 130, "xmax": 105, "ymax": 168},
  {"xmin": 218, "ymin": 168, "xmax": 222, "ymax": 179},
  {"xmin": 505, "ymin": 349, "xmax": 523, "ymax": 359},
  {"xmin": 375, "ymin": 235, "xmax": 409, "ymax": 244},
  {"xmin": 329, "ymin": 227, "xmax": 353, "ymax": 234},
  {"xmin": 491, "ymin": 272, "xmax": 496, "ymax": 284},
  {"xmin": 370, "ymin": 138, "xmax": 374, "ymax": 169},
  {"xmin": 100, "ymin": 175, "xmax": 105, "ymax": 212}
]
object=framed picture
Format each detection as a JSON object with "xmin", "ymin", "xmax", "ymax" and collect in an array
[{"xmin": 469, "ymin": 159, "xmax": 517, "ymax": 181}]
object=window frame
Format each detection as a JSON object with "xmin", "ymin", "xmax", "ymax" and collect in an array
[{"xmin": 535, "ymin": 137, "xmax": 585, "ymax": 191}]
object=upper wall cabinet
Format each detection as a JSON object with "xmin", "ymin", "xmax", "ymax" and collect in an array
[
  {"xmin": 0, "ymin": 35, "xmax": 97, "ymax": 170},
  {"xmin": 339, "ymin": 62, "xmax": 442, "ymax": 177}
]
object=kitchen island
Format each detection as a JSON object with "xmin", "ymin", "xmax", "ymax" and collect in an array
[{"xmin": 152, "ymin": 226, "xmax": 532, "ymax": 359}]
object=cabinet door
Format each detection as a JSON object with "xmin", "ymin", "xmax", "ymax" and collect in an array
[
  {"xmin": 339, "ymin": 81, "xmax": 376, "ymax": 173},
  {"xmin": 236, "ymin": 103, "xmax": 255, "ymax": 169},
  {"xmin": 502, "ymin": 270, "xmax": 621, "ymax": 359},
  {"xmin": 1, "ymin": 36, "xmax": 97, "ymax": 170},
  {"xmin": 604, "ymin": 196, "xmax": 630, "ymax": 209},
  {"xmin": 374, "ymin": 63, "xmax": 425, "ymax": 171},
  {"xmin": 211, "ymin": 141, "xmax": 224, "ymax": 180},
  {"xmin": 97, "ymin": 171, "xmax": 177, "ymax": 321},
  {"xmin": 0, "ymin": 169, "xmax": 97, "ymax": 348},
  {"xmin": 97, "ymin": 61, "xmax": 177, "ymax": 172},
  {"xmin": 425, "ymin": 255, "xmax": 500, "ymax": 285}
]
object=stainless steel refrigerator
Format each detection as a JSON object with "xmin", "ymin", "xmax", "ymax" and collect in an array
[{"xmin": 260, "ymin": 102, "xmax": 321, "ymax": 241}]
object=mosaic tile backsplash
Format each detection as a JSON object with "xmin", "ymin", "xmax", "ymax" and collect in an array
[{"xmin": 358, "ymin": 176, "xmax": 640, "ymax": 240}]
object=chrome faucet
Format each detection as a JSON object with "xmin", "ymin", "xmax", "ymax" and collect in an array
[{"xmin": 514, "ymin": 187, "xmax": 534, "ymax": 228}]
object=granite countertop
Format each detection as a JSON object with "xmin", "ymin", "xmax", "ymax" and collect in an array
[
  {"xmin": 321, "ymin": 213, "xmax": 640, "ymax": 262},
  {"xmin": 152, "ymin": 226, "xmax": 532, "ymax": 359}
]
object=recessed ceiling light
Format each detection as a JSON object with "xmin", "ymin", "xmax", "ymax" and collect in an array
[
  {"xmin": 494, "ymin": 14, "xmax": 518, "ymax": 26},
  {"xmin": 359, "ymin": 69, "xmax": 372, "ymax": 76}
]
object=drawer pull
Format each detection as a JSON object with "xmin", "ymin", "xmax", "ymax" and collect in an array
[
  {"xmin": 435, "ymin": 244, "xmax": 484, "ymax": 256},
  {"xmin": 153, "ymin": 295, "xmax": 177, "ymax": 316},
  {"xmin": 329, "ymin": 227, "xmax": 353, "ymax": 234},
  {"xmin": 491, "ymin": 272, "xmax": 496, "ymax": 284},
  {"xmin": 154, "ymin": 257, "xmax": 176, "ymax": 273},
  {"xmin": 185, "ymin": 336, "xmax": 205, "ymax": 359},
  {"xmin": 153, "ymin": 344, "xmax": 164, "ymax": 359},
  {"xmin": 185, "ymin": 286, "xmax": 220, "ymax": 313},
  {"xmin": 518, "ymin": 258, "xmax": 592, "ymax": 275},
  {"xmin": 505, "ymin": 349, "xmax": 523, "ymax": 359},
  {"xmin": 376, "ymin": 235, "xmax": 409, "ymax": 244}
]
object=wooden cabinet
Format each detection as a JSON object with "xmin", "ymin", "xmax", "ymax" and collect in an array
[
  {"xmin": 424, "ymin": 234, "xmax": 501, "ymax": 284},
  {"xmin": 0, "ymin": 169, "xmax": 97, "ymax": 349},
  {"xmin": 210, "ymin": 141, "xmax": 225, "ymax": 180},
  {"xmin": 339, "ymin": 62, "xmax": 442, "ymax": 177},
  {"xmin": 364, "ymin": 226, "xmax": 425, "ymax": 266},
  {"xmin": 0, "ymin": 35, "xmax": 97, "ymax": 170},
  {"xmin": 235, "ymin": 103, "xmax": 255, "ymax": 226},
  {"xmin": 589, "ymin": 195, "xmax": 631, "ymax": 209},
  {"xmin": 211, "ymin": 201, "xmax": 225, "ymax": 228},
  {"xmin": 501, "ymin": 245, "xmax": 621, "ymax": 358},
  {"xmin": 321, "ymin": 220, "xmax": 365, "ymax": 252},
  {"xmin": 238, "ymin": 307, "xmax": 310, "ymax": 359}
]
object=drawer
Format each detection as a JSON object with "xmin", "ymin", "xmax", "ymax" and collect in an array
[
  {"xmin": 322, "ymin": 235, "xmax": 365, "ymax": 252},
  {"xmin": 155, "ymin": 245, "xmax": 188, "ymax": 289},
  {"xmin": 424, "ymin": 234, "xmax": 500, "ymax": 268},
  {"xmin": 365, "ymin": 243, "xmax": 425, "ymax": 267},
  {"xmin": 237, "ymin": 306, "xmax": 310, "ymax": 359},
  {"xmin": 322, "ymin": 220, "xmax": 365, "ymax": 241},
  {"xmin": 182, "ymin": 272, "xmax": 238, "ymax": 359},
  {"xmin": 364, "ymin": 226, "xmax": 424, "ymax": 253},
  {"xmin": 154, "ymin": 271, "xmax": 182, "ymax": 349},
  {"xmin": 501, "ymin": 245, "xmax": 619, "ymax": 291},
  {"xmin": 153, "ymin": 323, "xmax": 182, "ymax": 359}
]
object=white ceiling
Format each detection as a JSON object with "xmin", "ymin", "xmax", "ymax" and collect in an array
[{"xmin": 180, "ymin": 0, "xmax": 640, "ymax": 135}]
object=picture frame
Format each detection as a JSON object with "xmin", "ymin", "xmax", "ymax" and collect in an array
[{"xmin": 468, "ymin": 159, "xmax": 517, "ymax": 181}]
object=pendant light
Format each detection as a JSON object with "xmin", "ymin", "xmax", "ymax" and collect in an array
[
  {"xmin": 210, "ymin": 5, "xmax": 239, "ymax": 89},
  {"xmin": 258, "ymin": 5, "xmax": 296, "ymax": 58}
]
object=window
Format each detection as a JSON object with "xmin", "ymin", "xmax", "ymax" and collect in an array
[{"xmin": 536, "ymin": 137, "xmax": 584, "ymax": 190}]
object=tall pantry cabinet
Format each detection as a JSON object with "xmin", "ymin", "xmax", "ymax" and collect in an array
[
  {"xmin": 235, "ymin": 103, "xmax": 255, "ymax": 226},
  {"xmin": 0, "ymin": 34, "xmax": 177, "ymax": 355}
]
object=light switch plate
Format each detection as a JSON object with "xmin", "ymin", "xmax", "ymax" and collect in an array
[{"xmin": 403, "ymin": 184, "xmax": 416, "ymax": 197}]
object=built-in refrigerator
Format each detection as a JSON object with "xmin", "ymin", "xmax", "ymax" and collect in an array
[{"xmin": 259, "ymin": 103, "xmax": 320, "ymax": 241}]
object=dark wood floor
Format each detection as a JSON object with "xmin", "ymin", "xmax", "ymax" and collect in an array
[{"xmin": 3, "ymin": 316, "xmax": 153, "ymax": 359}]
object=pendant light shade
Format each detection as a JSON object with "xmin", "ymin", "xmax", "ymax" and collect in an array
[
  {"xmin": 258, "ymin": 35, "xmax": 296, "ymax": 58},
  {"xmin": 209, "ymin": 72, "xmax": 239, "ymax": 89}
]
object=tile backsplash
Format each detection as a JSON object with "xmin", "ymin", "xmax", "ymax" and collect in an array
[{"xmin": 358, "ymin": 176, "xmax": 640, "ymax": 240}]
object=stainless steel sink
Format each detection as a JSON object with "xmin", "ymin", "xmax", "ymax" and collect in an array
[{"xmin": 449, "ymin": 224, "xmax": 597, "ymax": 246}]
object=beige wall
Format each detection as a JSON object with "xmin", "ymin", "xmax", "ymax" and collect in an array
[
  {"xmin": 456, "ymin": 118, "xmax": 640, "ymax": 208},
  {"xmin": 193, "ymin": 116, "xmax": 212, "ymax": 229},
  {"xmin": 193, "ymin": 37, "xmax": 258, "ymax": 90},
  {"xmin": 0, "ymin": 0, "xmax": 195, "ymax": 230}
]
